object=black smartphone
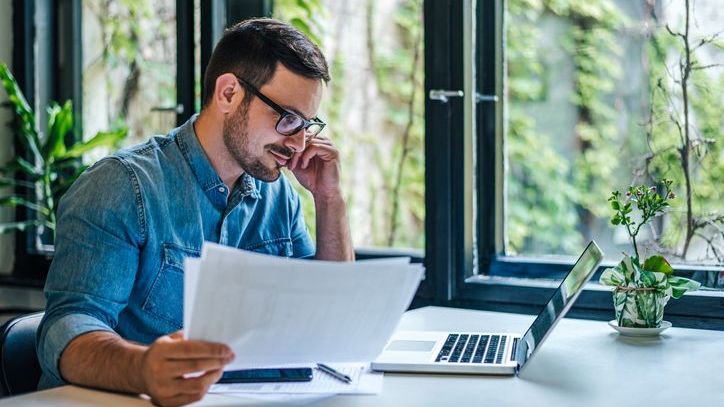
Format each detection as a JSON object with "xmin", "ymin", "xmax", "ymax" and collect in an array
[{"xmin": 217, "ymin": 368, "xmax": 314, "ymax": 384}]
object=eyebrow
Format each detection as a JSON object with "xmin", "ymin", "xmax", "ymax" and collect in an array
[{"xmin": 279, "ymin": 103, "xmax": 315, "ymax": 121}]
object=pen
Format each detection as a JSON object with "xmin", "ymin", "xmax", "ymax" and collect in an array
[{"xmin": 316, "ymin": 363, "xmax": 352, "ymax": 384}]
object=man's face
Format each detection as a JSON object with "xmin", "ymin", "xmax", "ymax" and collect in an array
[{"xmin": 222, "ymin": 64, "xmax": 323, "ymax": 182}]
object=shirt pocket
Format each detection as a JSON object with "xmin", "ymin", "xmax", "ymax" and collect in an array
[
  {"xmin": 142, "ymin": 243, "xmax": 200, "ymax": 330},
  {"xmin": 244, "ymin": 237, "xmax": 294, "ymax": 257}
]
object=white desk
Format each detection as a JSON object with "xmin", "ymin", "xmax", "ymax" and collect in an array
[{"xmin": 2, "ymin": 306, "xmax": 723, "ymax": 406}]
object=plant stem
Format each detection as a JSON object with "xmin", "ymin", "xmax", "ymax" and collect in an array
[
  {"xmin": 679, "ymin": 0, "xmax": 694, "ymax": 257},
  {"xmin": 626, "ymin": 222, "xmax": 639, "ymax": 260}
]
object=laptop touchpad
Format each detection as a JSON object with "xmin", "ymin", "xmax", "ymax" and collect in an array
[{"xmin": 386, "ymin": 340, "xmax": 437, "ymax": 352}]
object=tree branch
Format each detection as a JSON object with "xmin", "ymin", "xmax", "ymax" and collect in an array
[{"xmin": 691, "ymin": 63, "xmax": 722, "ymax": 70}]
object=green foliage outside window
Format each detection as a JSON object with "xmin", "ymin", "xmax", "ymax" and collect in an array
[
  {"xmin": 506, "ymin": 0, "xmax": 628, "ymax": 256},
  {"xmin": 275, "ymin": 0, "xmax": 425, "ymax": 249},
  {"xmin": 506, "ymin": 0, "xmax": 722, "ymax": 270}
]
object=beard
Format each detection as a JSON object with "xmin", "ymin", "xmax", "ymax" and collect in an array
[{"xmin": 222, "ymin": 102, "xmax": 293, "ymax": 182}]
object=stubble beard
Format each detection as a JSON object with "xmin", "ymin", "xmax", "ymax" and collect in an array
[{"xmin": 222, "ymin": 102, "xmax": 282, "ymax": 182}]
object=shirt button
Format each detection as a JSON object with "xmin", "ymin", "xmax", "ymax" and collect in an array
[{"xmin": 218, "ymin": 186, "xmax": 226, "ymax": 193}]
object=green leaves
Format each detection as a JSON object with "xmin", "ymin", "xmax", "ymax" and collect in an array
[
  {"xmin": 275, "ymin": 0, "xmax": 325, "ymax": 46},
  {"xmin": 607, "ymin": 191, "xmax": 633, "ymax": 227},
  {"xmin": 668, "ymin": 277, "xmax": 701, "ymax": 299},
  {"xmin": 607, "ymin": 179, "xmax": 675, "ymax": 259},
  {"xmin": 0, "ymin": 220, "xmax": 54, "ymax": 234},
  {"xmin": 61, "ymin": 129, "xmax": 128, "ymax": 159},
  {"xmin": 0, "ymin": 63, "xmax": 43, "ymax": 167},
  {"xmin": 0, "ymin": 196, "xmax": 50, "ymax": 216},
  {"xmin": 600, "ymin": 266, "xmax": 625, "ymax": 286},
  {"xmin": 0, "ymin": 62, "xmax": 127, "ymax": 237},
  {"xmin": 643, "ymin": 255, "xmax": 674, "ymax": 276},
  {"xmin": 44, "ymin": 101, "xmax": 74, "ymax": 161},
  {"xmin": 601, "ymin": 254, "xmax": 701, "ymax": 323}
]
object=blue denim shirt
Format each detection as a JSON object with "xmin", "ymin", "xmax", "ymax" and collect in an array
[{"xmin": 36, "ymin": 114, "xmax": 315, "ymax": 389}]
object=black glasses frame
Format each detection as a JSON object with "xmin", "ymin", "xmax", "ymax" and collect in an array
[{"xmin": 236, "ymin": 76, "xmax": 326, "ymax": 140}]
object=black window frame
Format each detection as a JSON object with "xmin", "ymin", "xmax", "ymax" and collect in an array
[
  {"xmin": 8, "ymin": 0, "xmax": 720, "ymax": 331},
  {"xmin": 6, "ymin": 0, "xmax": 199, "ymax": 284},
  {"xmin": 4, "ymin": 0, "xmax": 314, "ymax": 284},
  {"xmin": 433, "ymin": 0, "xmax": 724, "ymax": 331}
]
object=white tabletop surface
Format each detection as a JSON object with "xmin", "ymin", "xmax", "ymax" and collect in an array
[{"xmin": 2, "ymin": 306, "xmax": 723, "ymax": 406}]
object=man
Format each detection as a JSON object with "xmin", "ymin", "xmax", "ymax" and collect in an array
[{"xmin": 36, "ymin": 18, "xmax": 353, "ymax": 406}]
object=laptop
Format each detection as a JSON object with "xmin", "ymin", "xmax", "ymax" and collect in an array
[{"xmin": 371, "ymin": 241, "xmax": 603, "ymax": 376}]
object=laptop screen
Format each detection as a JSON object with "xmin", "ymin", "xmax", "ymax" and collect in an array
[{"xmin": 515, "ymin": 241, "xmax": 603, "ymax": 373}]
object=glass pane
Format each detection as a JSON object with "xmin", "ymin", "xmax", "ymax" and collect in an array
[
  {"xmin": 82, "ymin": 0, "xmax": 177, "ymax": 162},
  {"xmin": 274, "ymin": 0, "xmax": 425, "ymax": 250},
  {"xmin": 504, "ymin": 1, "xmax": 722, "ymax": 277}
]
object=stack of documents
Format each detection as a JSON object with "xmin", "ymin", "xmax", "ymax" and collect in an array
[{"xmin": 184, "ymin": 242, "xmax": 423, "ymax": 374}]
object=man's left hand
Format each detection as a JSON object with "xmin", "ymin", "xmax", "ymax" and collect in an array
[{"xmin": 288, "ymin": 136, "xmax": 342, "ymax": 199}]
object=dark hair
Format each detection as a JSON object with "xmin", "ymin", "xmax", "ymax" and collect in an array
[{"xmin": 202, "ymin": 18, "xmax": 330, "ymax": 108}]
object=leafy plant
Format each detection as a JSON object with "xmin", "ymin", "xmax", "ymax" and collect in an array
[
  {"xmin": 607, "ymin": 178, "xmax": 675, "ymax": 260},
  {"xmin": 600, "ymin": 178, "xmax": 700, "ymax": 327},
  {"xmin": 0, "ymin": 62, "xmax": 127, "ymax": 239}
]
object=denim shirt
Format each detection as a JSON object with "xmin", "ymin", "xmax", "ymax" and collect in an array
[{"xmin": 36, "ymin": 115, "xmax": 315, "ymax": 389}]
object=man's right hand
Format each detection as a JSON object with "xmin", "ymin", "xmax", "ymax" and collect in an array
[{"xmin": 139, "ymin": 331, "xmax": 235, "ymax": 406}]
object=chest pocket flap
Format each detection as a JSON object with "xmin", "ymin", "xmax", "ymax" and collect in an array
[{"xmin": 142, "ymin": 243, "xmax": 200, "ymax": 329}]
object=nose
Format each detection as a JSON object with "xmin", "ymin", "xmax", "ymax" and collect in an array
[{"xmin": 282, "ymin": 129, "xmax": 306, "ymax": 153}]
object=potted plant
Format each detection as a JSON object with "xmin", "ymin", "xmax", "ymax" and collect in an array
[
  {"xmin": 0, "ymin": 63, "xmax": 127, "ymax": 249},
  {"xmin": 600, "ymin": 178, "xmax": 701, "ymax": 329}
]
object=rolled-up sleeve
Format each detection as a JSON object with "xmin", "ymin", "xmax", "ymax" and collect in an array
[{"xmin": 37, "ymin": 157, "xmax": 145, "ymax": 387}]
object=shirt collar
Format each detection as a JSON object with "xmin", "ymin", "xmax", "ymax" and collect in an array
[{"xmin": 176, "ymin": 114, "xmax": 261, "ymax": 200}]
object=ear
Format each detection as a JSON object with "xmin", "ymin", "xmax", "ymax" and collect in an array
[{"xmin": 213, "ymin": 73, "xmax": 243, "ymax": 114}]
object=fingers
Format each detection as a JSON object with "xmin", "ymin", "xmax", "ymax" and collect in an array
[
  {"xmin": 167, "ymin": 331, "xmax": 184, "ymax": 340},
  {"xmin": 150, "ymin": 369, "xmax": 223, "ymax": 406},
  {"xmin": 167, "ymin": 357, "xmax": 233, "ymax": 377},
  {"xmin": 309, "ymin": 136, "xmax": 333, "ymax": 146},
  {"xmin": 176, "ymin": 368, "xmax": 224, "ymax": 396},
  {"xmin": 163, "ymin": 340, "xmax": 233, "ymax": 360},
  {"xmin": 289, "ymin": 151, "xmax": 301, "ymax": 170},
  {"xmin": 297, "ymin": 144, "xmax": 340, "ymax": 170},
  {"xmin": 289, "ymin": 138, "xmax": 336, "ymax": 170},
  {"xmin": 143, "ymin": 337, "xmax": 233, "ymax": 407}
]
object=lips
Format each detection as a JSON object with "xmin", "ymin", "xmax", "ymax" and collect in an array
[{"xmin": 269, "ymin": 150, "xmax": 290, "ymax": 166}]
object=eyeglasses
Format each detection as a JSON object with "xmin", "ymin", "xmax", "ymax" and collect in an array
[{"xmin": 236, "ymin": 76, "xmax": 326, "ymax": 141}]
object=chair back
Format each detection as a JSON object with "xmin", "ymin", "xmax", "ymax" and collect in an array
[{"xmin": 0, "ymin": 312, "xmax": 44, "ymax": 397}]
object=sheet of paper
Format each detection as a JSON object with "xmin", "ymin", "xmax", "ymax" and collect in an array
[
  {"xmin": 209, "ymin": 364, "xmax": 383, "ymax": 395},
  {"xmin": 187, "ymin": 242, "xmax": 423, "ymax": 370}
]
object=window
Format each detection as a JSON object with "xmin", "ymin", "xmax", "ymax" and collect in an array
[
  {"xmin": 413, "ymin": 0, "xmax": 723, "ymax": 329},
  {"xmin": 433, "ymin": 0, "xmax": 724, "ymax": 329},
  {"xmin": 500, "ymin": 0, "xmax": 722, "ymax": 287},
  {"xmin": 82, "ymin": 0, "xmax": 180, "ymax": 161},
  {"xmin": 8, "ymin": 0, "xmax": 425, "ymax": 280},
  {"xmin": 9, "ymin": 0, "xmax": 720, "ymax": 328},
  {"xmin": 272, "ymin": 0, "xmax": 425, "ymax": 252},
  {"xmin": 7, "ymin": 0, "xmax": 197, "ymax": 278}
]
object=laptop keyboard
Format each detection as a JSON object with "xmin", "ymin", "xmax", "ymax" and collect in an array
[{"xmin": 435, "ymin": 334, "xmax": 508, "ymax": 364}]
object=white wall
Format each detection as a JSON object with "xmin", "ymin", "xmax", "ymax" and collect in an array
[{"xmin": 0, "ymin": 0, "xmax": 15, "ymax": 275}]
